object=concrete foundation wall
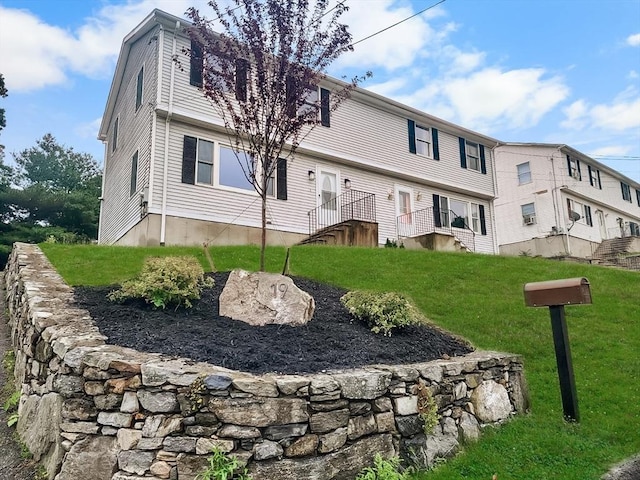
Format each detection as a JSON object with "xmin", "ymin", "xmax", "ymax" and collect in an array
[
  {"xmin": 115, "ymin": 214, "xmax": 307, "ymax": 247},
  {"xmin": 499, "ymin": 235, "xmax": 598, "ymax": 258}
]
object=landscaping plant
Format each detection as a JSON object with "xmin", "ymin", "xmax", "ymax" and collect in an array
[
  {"xmin": 356, "ymin": 454, "xmax": 412, "ymax": 480},
  {"xmin": 196, "ymin": 447, "xmax": 252, "ymax": 480},
  {"xmin": 341, "ymin": 290, "xmax": 423, "ymax": 336},
  {"xmin": 108, "ymin": 256, "xmax": 214, "ymax": 309}
]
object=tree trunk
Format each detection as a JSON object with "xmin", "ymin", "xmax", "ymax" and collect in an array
[{"xmin": 260, "ymin": 193, "xmax": 266, "ymax": 272}]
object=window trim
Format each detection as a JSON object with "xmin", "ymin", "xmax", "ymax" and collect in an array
[
  {"xmin": 621, "ymin": 182, "xmax": 632, "ymax": 202},
  {"xmin": 521, "ymin": 202, "xmax": 536, "ymax": 226},
  {"xmin": 567, "ymin": 155, "xmax": 582, "ymax": 181},
  {"xmin": 458, "ymin": 137, "xmax": 486, "ymax": 173},
  {"xmin": 436, "ymin": 194, "xmax": 487, "ymax": 234},
  {"xmin": 111, "ymin": 116, "xmax": 119, "ymax": 153}
]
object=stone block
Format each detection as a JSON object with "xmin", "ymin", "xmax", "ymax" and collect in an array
[
  {"xmin": 347, "ymin": 413, "xmax": 377, "ymax": 440},
  {"xmin": 118, "ymin": 450, "xmax": 156, "ymax": 475},
  {"xmin": 218, "ymin": 424, "xmax": 261, "ymax": 439},
  {"xmin": 117, "ymin": 428, "xmax": 142, "ymax": 450},
  {"xmin": 254, "ymin": 439, "xmax": 284, "ymax": 460},
  {"xmin": 142, "ymin": 415, "xmax": 182, "ymax": 437},
  {"xmin": 284, "ymin": 434, "xmax": 319, "ymax": 457},
  {"xmin": 55, "ymin": 436, "xmax": 118, "ymax": 480},
  {"xmin": 232, "ymin": 377, "xmax": 279, "ymax": 397},
  {"xmin": 209, "ymin": 397, "xmax": 308, "ymax": 427},
  {"xmin": 263, "ymin": 423, "xmax": 308, "ymax": 441},
  {"xmin": 163, "ymin": 436, "xmax": 197, "ymax": 453},
  {"xmin": 375, "ymin": 412, "xmax": 396, "ymax": 433},
  {"xmin": 275, "ymin": 376, "xmax": 310, "ymax": 395},
  {"xmin": 393, "ymin": 396, "xmax": 418, "ymax": 416},
  {"xmin": 331, "ymin": 370, "xmax": 392, "ymax": 400},
  {"xmin": 219, "ymin": 269, "xmax": 315, "ymax": 326},
  {"xmin": 317, "ymin": 427, "xmax": 348, "ymax": 454},
  {"xmin": 196, "ymin": 438, "xmax": 235, "ymax": 455},
  {"xmin": 309, "ymin": 409, "xmax": 350, "ymax": 433},
  {"xmin": 470, "ymin": 380, "xmax": 513, "ymax": 423},
  {"xmin": 97, "ymin": 411, "xmax": 132, "ymax": 428},
  {"xmin": 61, "ymin": 398, "xmax": 97, "ymax": 420},
  {"xmin": 137, "ymin": 390, "xmax": 179, "ymax": 413}
]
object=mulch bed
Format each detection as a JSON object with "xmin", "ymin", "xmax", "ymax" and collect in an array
[{"xmin": 73, "ymin": 272, "xmax": 473, "ymax": 375}]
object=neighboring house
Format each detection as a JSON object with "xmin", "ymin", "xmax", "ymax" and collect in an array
[
  {"xmin": 98, "ymin": 9, "xmax": 500, "ymax": 254},
  {"xmin": 494, "ymin": 143, "xmax": 640, "ymax": 258}
]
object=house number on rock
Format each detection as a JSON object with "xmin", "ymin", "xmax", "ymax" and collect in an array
[{"xmin": 271, "ymin": 283, "xmax": 288, "ymax": 299}]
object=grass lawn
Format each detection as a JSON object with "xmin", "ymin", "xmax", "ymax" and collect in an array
[{"xmin": 40, "ymin": 243, "xmax": 640, "ymax": 480}]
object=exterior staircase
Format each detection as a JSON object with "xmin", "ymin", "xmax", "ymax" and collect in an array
[
  {"xmin": 298, "ymin": 220, "xmax": 378, "ymax": 247},
  {"xmin": 591, "ymin": 236, "xmax": 640, "ymax": 271}
]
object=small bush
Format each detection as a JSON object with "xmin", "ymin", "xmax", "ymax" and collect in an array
[
  {"xmin": 196, "ymin": 447, "xmax": 252, "ymax": 480},
  {"xmin": 108, "ymin": 256, "xmax": 214, "ymax": 309},
  {"xmin": 356, "ymin": 454, "xmax": 412, "ymax": 480},
  {"xmin": 341, "ymin": 290, "xmax": 423, "ymax": 336}
]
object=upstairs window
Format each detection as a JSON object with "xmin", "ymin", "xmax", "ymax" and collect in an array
[
  {"xmin": 567, "ymin": 155, "xmax": 581, "ymax": 180},
  {"xmin": 587, "ymin": 165, "xmax": 602, "ymax": 189},
  {"xmin": 135, "ymin": 66, "xmax": 144, "ymax": 111},
  {"xmin": 111, "ymin": 117, "xmax": 119, "ymax": 153},
  {"xmin": 189, "ymin": 40, "xmax": 203, "ymax": 87},
  {"xmin": 130, "ymin": 150, "xmax": 138, "ymax": 196},
  {"xmin": 517, "ymin": 162, "xmax": 531, "ymax": 184},
  {"xmin": 458, "ymin": 137, "xmax": 486, "ymax": 173},
  {"xmin": 408, "ymin": 120, "xmax": 439, "ymax": 160},
  {"xmin": 621, "ymin": 182, "xmax": 632, "ymax": 202},
  {"xmin": 521, "ymin": 203, "xmax": 536, "ymax": 225},
  {"xmin": 636, "ymin": 189, "xmax": 640, "ymax": 207}
]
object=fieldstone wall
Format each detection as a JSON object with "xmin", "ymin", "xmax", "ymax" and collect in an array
[{"xmin": 3, "ymin": 243, "xmax": 530, "ymax": 480}]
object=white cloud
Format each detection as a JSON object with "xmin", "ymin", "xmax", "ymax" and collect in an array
[
  {"xmin": 561, "ymin": 88, "xmax": 640, "ymax": 132},
  {"xmin": 75, "ymin": 117, "xmax": 103, "ymax": 139},
  {"xmin": 627, "ymin": 33, "xmax": 640, "ymax": 47},
  {"xmin": 333, "ymin": 0, "xmax": 444, "ymax": 71},
  {"xmin": 366, "ymin": 78, "xmax": 408, "ymax": 98},
  {"xmin": 0, "ymin": 1, "xmax": 211, "ymax": 92},
  {"xmin": 628, "ymin": 70, "xmax": 639, "ymax": 80},
  {"xmin": 590, "ymin": 145, "xmax": 632, "ymax": 156}
]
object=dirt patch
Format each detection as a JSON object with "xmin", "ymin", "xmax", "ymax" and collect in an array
[{"xmin": 73, "ymin": 272, "xmax": 473, "ymax": 375}]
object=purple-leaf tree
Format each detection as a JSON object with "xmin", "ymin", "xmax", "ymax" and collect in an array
[{"xmin": 184, "ymin": 0, "xmax": 369, "ymax": 271}]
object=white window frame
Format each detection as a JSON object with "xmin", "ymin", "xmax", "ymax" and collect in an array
[
  {"xmin": 569, "ymin": 157, "xmax": 580, "ymax": 180},
  {"xmin": 439, "ymin": 195, "xmax": 482, "ymax": 232},
  {"xmin": 216, "ymin": 144, "xmax": 257, "ymax": 193},
  {"xmin": 567, "ymin": 198, "xmax": 585, "ymax": 223},
  {"xmin": 195, "ymin": 138, "xmax": 214, "ymax": 186},
  {"xmin": 517, "ymin": 162, "xmax": 532, "ymax": 185},
  {"xmin": 415, "ymin": 124, "xmax": 432, "ymax": 158},
  {"xmin": 621, "ymin": 182, "xmax": 632, "ymax": 202},
  {"xmin": 130, "ymin": 150, "xmax": 138, "ymax": 197},
  {"xmin": 471, "ymin": 203, "xmax": 480, "ymax": 233},
  {"xmin": 521, "ymin": 203, "xmax": 536, "ymax": 225},
  {"xmin": 589, "ymin": 167, "xmax": 599, "ymax": 188},
  {"xmin": 395, "ymin": 185, "xmax": 414, "ymax": 221},
  {"xmin": 466, "ymin": 141, "xmax": 480, "ymax": 171}
]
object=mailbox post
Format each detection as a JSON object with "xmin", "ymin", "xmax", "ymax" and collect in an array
[{"xmin": 523, "ymin": 277, "xmax": 592, "ymax": 422}]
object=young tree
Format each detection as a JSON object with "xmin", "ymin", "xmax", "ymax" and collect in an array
[{"xmin": 185, "ymin": 0, "xmax": 368, "ymax": 271}]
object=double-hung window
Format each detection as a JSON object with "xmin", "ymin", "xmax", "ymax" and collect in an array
[
  {"xmin": 517, "ymin": 162, "xmax": 531, "ymax": 184},
  {"xmin": 567, "ymin": 156, "xmax": 581, "ymax": 180},
  {"xmin": 521, "ymin": 203, "xmax": 536, "ymax": 225},
  {"xmin": 587, "ymin": 165, "xmax": 601, "ymax": 189},
  {"xmin": 621, "ymin": 182, "xmax": 632, "ymax": 202},
  {"xmin": 433, "ymin": 194, "xmax": 486, "ymax": 234},
  {"xmin": 112, "ymin": 117, "xmax": 119, "ymax": 153},
  {"xmin": 135, "ymin": 66, "xmax": 144, "ymax": 111},
  {"xmin": 408, "ymin": 120, "xmax": 439, "ymax": 159},
  {"xmin": 130, "ymin": 150, "xmax": 138, "ymax": 196},
  {"xmin": 583, "ymin": 205, "xmax": 593, "ymax": 227},
  {"xmin": 181, "ymin": 136, "xmax": 213, "ymax": 185},
  {"xmin": 458, "ymin": 137, "xmax": 486, "ymax": 173}
]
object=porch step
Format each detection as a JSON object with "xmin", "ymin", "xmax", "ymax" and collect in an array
[{"xmin": 299, "ymin": 220, "xmax": 378, "ymax": 247}]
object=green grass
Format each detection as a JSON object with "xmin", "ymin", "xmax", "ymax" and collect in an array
[{"xmin": 39, "ymin": 243, "xmax": 640, "ymax": 479}]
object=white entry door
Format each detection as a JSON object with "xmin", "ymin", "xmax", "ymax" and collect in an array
[
  {"xmin": 318, "ymin": 169, "xmax": 339, "ymax": 227},
  {"xmin": 395, "ymin": 186, "xmax": 414, "ymax": 237},
  {"xmin": 596, "ymin": 210, "xmax": 607, "ymax": 240}
]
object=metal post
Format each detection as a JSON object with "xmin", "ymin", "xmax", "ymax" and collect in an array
[{"xmin": 549, "ymin": 305, "xmax": 580, "ymax": 422}]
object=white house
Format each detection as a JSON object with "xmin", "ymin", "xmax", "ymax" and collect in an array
[
  {"xmin": 494, "ymin": 143, "xmax": 640, "ymax": 258},
  {"xmin": 98, "ymin": 9, "xmax": 500, "ymax": 254}
]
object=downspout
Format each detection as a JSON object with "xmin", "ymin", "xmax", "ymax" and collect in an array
[
  {"xmin": 490, "ymin": 144, "xmax": 500, "ymax": 254},
  {"xmin": 160, "ymin": 21, "xmax": 180, "ymax": 246},
  {"xmin": 551, "ymin": 145, "xmax": 570, "ymax": 255},
  {"xmin": 97, "ymin": 140, "xmax": 109, "ymax": 244}
]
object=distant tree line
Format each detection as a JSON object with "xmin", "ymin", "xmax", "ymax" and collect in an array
[{"xmin": 0, "ymin": 75, "xmax": 101, "ymax": 268}]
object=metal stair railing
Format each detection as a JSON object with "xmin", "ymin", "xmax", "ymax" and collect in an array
[
  {"xmin": 396, "ymin": 208, "xmax": 476, "ymax": 252},
  {"xmin": 308, "ymin": 189, "xmax": 377, "ymax": 235}
]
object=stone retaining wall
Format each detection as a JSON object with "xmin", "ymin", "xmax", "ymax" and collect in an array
[{"xmin": 3, "ymin": 243, "xmax": 529, "ymax": 480}]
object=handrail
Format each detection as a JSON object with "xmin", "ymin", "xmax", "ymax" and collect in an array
[
  {"xmin": 308, "ymin": 189, "xmax": 376, "ymax": 235},
  {"xmin": 397, "ymin": 208, "xmax": 476, "ymax": 252}
]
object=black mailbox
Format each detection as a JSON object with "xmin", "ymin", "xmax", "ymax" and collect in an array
[{"xmin": 524, "ymin": 277, "xmax": 591, "ymax": 307}]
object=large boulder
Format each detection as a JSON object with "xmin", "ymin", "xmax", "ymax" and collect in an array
[{"xmin": 219, "ymin": 269, "xmax": 315, "ymax": 326}]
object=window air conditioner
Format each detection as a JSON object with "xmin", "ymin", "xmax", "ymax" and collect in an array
[{"xmin": 523, "ymin": 215, "xmax": 536, "ymax": 225}]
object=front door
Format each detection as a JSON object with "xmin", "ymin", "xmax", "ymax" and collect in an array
[
  {"xmin": 318, "ymin": 169, "xmax": 338, "ymax": 227},
  {"xmin": 596, "ymin": 210, "xmax": 607, "ymax": 240},
  {"xmin": 396, "ymin": 186, "xmax": 413, "ymax": 237}
]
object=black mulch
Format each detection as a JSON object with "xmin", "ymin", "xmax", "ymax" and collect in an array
[{"xmin": 73, "ymin": 272, "xmax": 473, "ymax": 375}]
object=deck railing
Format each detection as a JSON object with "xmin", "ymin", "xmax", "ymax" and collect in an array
[
  {"xmin": 308, "ymin": 189, "xmax": 376, "ymax": 235},
  {"xmin": 397, "ymin": 207, "xmax": 476, "ymax": 252}
]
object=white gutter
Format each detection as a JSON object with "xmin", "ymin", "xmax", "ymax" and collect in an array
[
  {"xmin": 490, "ymin": 146, "xmax": 500, "ymax": 254},
  {"xmin": 160, "ymin": 21, "xmax": 180, "ymax": 245}
]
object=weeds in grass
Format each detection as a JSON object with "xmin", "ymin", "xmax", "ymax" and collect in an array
[
  {"xmin": 195, "ymin": 447, "xmax": 251, "ymax": 480},
  {"xmin": 356, "ymin": 455, "xmax": 412, "ymax": 480}
]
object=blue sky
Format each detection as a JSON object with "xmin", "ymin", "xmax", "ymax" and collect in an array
[{"xmin": 1, "ymin": 0, "xmax": 639, "ymax": 182}]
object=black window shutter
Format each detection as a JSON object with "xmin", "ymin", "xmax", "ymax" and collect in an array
[
  {"xmin": 136, "ymin": 67, "xmax": 144, "ymax": 110},
  {"xmin": 567, "ymin": 198, "xmax": 572, "ymax": 215},
  {"xmin": 585, "ymin": 206, "xmax": 592, "ymax": 226},
  {"xmin": 479, "ymin": 205, "xmax": 487, "ymax": 235},
  {"xmin": 459, "ymin": 137, "xmax": 467, "ymax": 169},
  {"xmin": 432, "ymin": 194, "xmax": 441, "ymax": 227},
  {"xmin": 636, "ymin": 189, "xmax": 640, "ymax": 207},
  {"xmin": 235, "ymin": 59, "xmax": 248, "ymax": 101},
  {"xmin": 190, "ymin": 40, "xmax": 203, "ymax": 87},
  {"xmin": 621, "ymin": 182, "xmax": 625, "ymax": 200},
  {"xmin": 276, "ymin": 158, "xmax": 287, "ymax": 200},
  {"xmin": 588, "ymin": 165, "xmax": 593, "ymax": 186},
  {"xmin": 566, "ymin": 155, "xmax": 572, "ymax": 176},
  {"xmin": 576, "ymin": 159, "xmax": 582, "ymax": 180},
  {"xmin": 130, "ymin": 151, "xmax": 138, "ymax": 196},
  {"xmin": 320, "ymin": 88, "xmax": 330, "ymax": 127},
  {"xmin": 480, "ymin": 145, "xmax": 487, "ymax": 174},
  {"xmin": 408, "ymin": 120, "xmax": 416, "ymax": 154},
  {"xmin": 432, "ymin": 128, "xmax": 439, "ymax": 160},
  {"xmin": 182, "ymin": 136, "xmax": 197, "ymax": 184},
  {"xmin": 286, "ymin": 75, "xmax": 296, "ymax": 117},
  {"xmin": 597, "ymin": 170, "xmax": 602, "ymax": 189}
]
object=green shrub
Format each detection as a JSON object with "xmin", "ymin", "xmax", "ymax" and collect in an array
[
  {"xmin": 356, "ymin": 455, "xmax": 412, "ymax": 480},
  {"xmin": 196, "ymin": 447, "xmax": 252, "ymax": 480},
  {"xmin": 108, "ymin": 256, "xmax": 214, "ymax": 309},
  {"xmin": 416, "ymin": 380, "xmax": 439, "ymax": 435},
  {"xmin": 340, "ymin": 290, "xmax": 423, "ymax": 336}
]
